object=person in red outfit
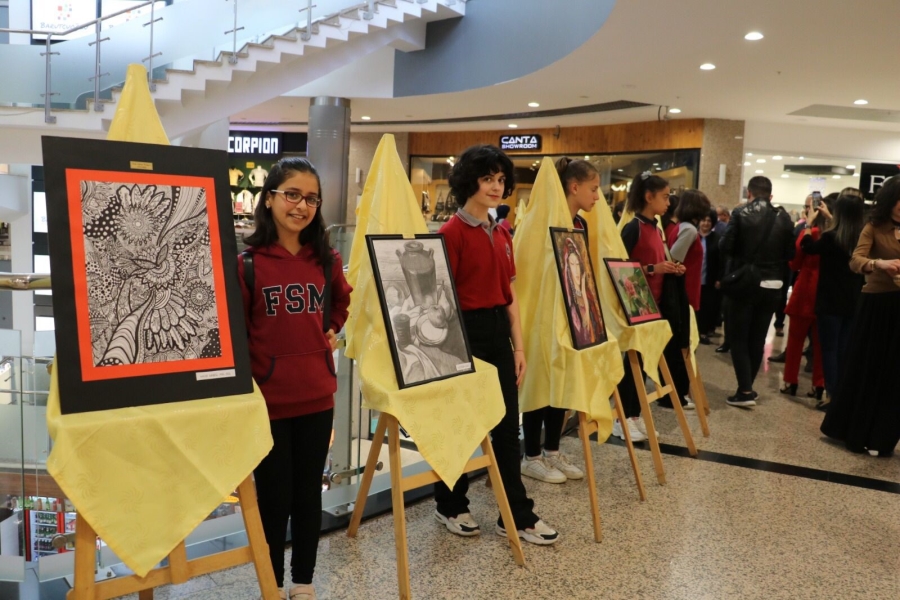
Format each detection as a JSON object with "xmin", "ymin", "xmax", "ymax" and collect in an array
[
  {"xmin": 780, "ymin": 200, "xmax": 827, "ymax": 399},
  {"xmin": 239, "ymin": 157, "xmax": 353, "ymax": 600},
  {"xmin": 666, "ymin": 189, "xmax": 712, "ymax": 314}
]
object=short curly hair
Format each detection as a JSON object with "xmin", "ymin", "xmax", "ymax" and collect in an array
[{"xmin": 448, "ymin": 145, "xmax": 515, "ymax": 205}]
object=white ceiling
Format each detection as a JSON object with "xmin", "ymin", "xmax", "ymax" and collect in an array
[{"xmin": 231, "ymin": 0, "xmax": 900, "ymax": 135}]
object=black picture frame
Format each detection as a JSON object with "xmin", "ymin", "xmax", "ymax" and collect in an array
[
  {"xmin": 366, "ymin": 234, "xmax": 475, "ymax": 389},
  {"xmin": 42, "ymin": 136, "xmax": 253, "ymax": 414},
  {"xmin": 603, "ymin": 258, "xmax": 664, "ymax": 326},
  {"xmin": 549, "ymin": 227, "xmax": 608, "ymax": 350}
]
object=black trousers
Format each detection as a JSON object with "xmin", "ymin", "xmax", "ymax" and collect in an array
[
  {"xmin": 434, "ymin": 307, "xmax": 538, "ymax": 530},
  {"xmin": 522, "ymin": 406, "xmax": 566, "ymax": 457},
  {"xmin": 617, "ymin": 336, "xmax": 691, "ymax": 418},
  {"xmin": 254, "ymin": 408, "xmax": 334, "ymax": 587},
  {"xmin": 729, "ymin": 288, "xmax": 782, "ymax": 392}
]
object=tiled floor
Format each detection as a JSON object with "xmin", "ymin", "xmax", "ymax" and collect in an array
[{"xmin": 28, "ymin": 327, "xmax": 900, "ymax": 599}]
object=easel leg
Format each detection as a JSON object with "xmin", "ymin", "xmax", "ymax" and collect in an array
[
  {"xmin": 347, "ymin": 413, "xmax": 388, "ymax": 537},
  {"xmin": 167, "ymin": 542, "xmax": 189, "ymax": 585},
  {"xmin": 682, "ymin": 349, "xmax": 711, "ymax": 436},
  {"xmin": 628, "ymin": 351, "xmax": 666, "ymax": 485},
  {"xmin": 481, "ymin": 436, "xmax": 526, "ymax": 567},
  {"xmin": 68, "ymin": 513, "xmax": 97, "ymax": 600},
  {"xmin": 577, "ymin": 413, "xmax": 602, "ymax": 543},
  {"xmin": 659, "ymin": 356, "xmax": 698, "ymax": 456},
  {"xmin": 386, "ymin": 416, "xmax": 412, "ymax": 600},
  {"xmin": 138, "ymin": 590, "xmax": 154, "ymax": 600},
  {"xmin": 237, "ymin": 476, "xmax": 281, "ymax": 599},
  {"xmin": 612, "ymin": 389, "xmax": 647, "ymax": 502}
]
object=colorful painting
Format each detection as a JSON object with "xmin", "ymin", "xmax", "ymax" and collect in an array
[
  {"xmin": 549, "ymin": 228, "xmax": 607, "ymax": 350},
  {"xmin": 42, "ymin": 137, "xmax": 252, "ymax": 414},
  {"xmin": 366, "ymin": 235, "xmax": 474, "ymax": 389},
  {"xmin": 604, "ymin": 259, "xmax": 663, "ymax": 325}
]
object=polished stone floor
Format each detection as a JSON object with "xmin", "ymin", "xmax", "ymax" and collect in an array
[{"xmin": 23, "ymin": 324, "xmax": 900, "ymax": 599}]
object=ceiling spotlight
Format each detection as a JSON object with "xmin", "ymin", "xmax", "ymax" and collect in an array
[
  {"xmin": 854, "ymin": 99, "xmax": 869, "ymax": 105},
  {"xmin": 700, "ymin": 63, "xmax": 716, "ymax": 71},
  {"xmin": 846, "ymin": 165, "xmax": 856, "ymax": 169},
  {"xmin": 653, "ymin": 163, "xmax": 659, "ymax": 166},
  {"xmin": 669, "ymin": 108, "xmax": 682, "ymax": 114},
  {"xmin": 799, "ymin": 156, "xmax": 805, "ymax": 160},
  {"xmin": 772, "ymin": 155, "xmax": 783, "ymax": 160},
  {"xmin": 528, "ymin": 102, "xmax": 540, "ymax": 108},
  {"xmin": 656, "ymin": 168, "xmax": 662, "ymax": 171},
  {"xmin": 781, "ymin": 174, "xmax": 790, "ymax": 178},
  {"xmin": 746, "ymin": 153, "xmax": 753, "ymax": 157},
  {"xmin": 833, "ymin": 175, "xmax": 841, "ymax": 179},
  {"xmin": 744, "ymin": 162, "xmax": 751, "ymax": 166},
  {"xmin": 755, "ymin": 170, "xmax": 764, "ymax": 174},
  {"xmin": 508, "ymin": 124, "xmax": 518, "ymax": 128},
  {"xmin": 584, "ymin": 155, "xmax": 591, "ymax": 160},
  {"xmin": 757, "ymin": 159, "xmax": 766, "ymax": 163},
  {"xmin": 744, "ymin": 31, "xmax": 764, "ymax": 41},
  {"xmin": 617, "ymin": 169, "xmax": 624, "ymax": 172},
  {"xmin": 360, "ymin": 116, "xmax": 371, "ymax": 121},
  {"xmin": 853, "ymin": 172, "xmax": 860, "ymax": 177}
]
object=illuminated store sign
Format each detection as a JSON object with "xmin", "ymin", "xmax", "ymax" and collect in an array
[
  {"xmin": 228, "ymin": 132, "xmax": 283, "ymax": 156},
  {"xmin": 500, "ymin": 134, "xmax": 542, "ymax": 151},
  {"xmin": 858, "ymin": 162, "xmax": 900, "ymax": 200}
]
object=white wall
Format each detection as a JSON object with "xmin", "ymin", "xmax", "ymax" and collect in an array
[
  {"xmin": 744, "ymin": 121, "xmax": 900, "ymax": 163},
  {"xmin": 766, "ymin": 176, "xmax": 855, "ymax": 216}
]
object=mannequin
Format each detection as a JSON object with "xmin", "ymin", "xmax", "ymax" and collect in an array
[
  {"xmin": 229, "ymin": 166, "xmax": 245, "ymax": 187},
  {"xmin": 249, "ymin": 165, "xmax": 269, "ymax": 188}
]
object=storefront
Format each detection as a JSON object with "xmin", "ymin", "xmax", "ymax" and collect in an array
[{"xmin": 409, "ymin": 119, "xmax": 705, "ymax": 228}]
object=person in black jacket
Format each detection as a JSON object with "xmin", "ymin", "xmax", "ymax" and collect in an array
[
  {"xmin": 697, "ymin": 209, "xmax": 722, "ymax": 344},
  {"xmin": 799, "ymin": 195, "xmax": 865, "ymax": 409},
  {"xmin": 719, "ymin": 176, "xmax": 795, "ymax": 407}
]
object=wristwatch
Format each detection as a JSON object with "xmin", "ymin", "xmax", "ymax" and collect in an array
[{"xmin": 646, "ymin": 264, "xmax": 655, "ymax": 276}]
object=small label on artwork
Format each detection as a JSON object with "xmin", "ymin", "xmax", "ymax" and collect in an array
[
  {"xmin": 456, "ymin": 363, "xmax": 472, "ymax": 372},
  {"xmin": 196, "ymin": 369, "xmax": 236, "ymax": 381},
  {"xmin": 130, "ymin": 161, "xmax": 153, "ymax": 170}
]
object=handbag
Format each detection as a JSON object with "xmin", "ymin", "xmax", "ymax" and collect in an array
[{"xmin": 719, "ymin": 209, "xmax": 776, "ymax": 298}]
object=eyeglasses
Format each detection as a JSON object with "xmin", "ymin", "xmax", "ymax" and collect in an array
[{"xmin": 270, "ymin": 189, "xmax": 322, "ymax": 207}]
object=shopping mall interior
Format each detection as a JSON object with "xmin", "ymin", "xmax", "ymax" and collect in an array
[{"xmin": 0, "ymin": 0, "xmax": 899, "ymax": 599}]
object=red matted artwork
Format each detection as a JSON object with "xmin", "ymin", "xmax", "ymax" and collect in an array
[{"xmin": 42, "ymin": 137, "xmax": 253, "ymax": 414}]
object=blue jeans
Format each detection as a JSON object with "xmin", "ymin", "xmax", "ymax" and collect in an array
[{"xmin": 817, "ymin": 314, "xmax": 854, "ymax": 398}]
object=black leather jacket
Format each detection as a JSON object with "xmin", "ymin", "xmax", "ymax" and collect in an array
[{"xmin": 719, "ymin": 198, "xmax": 795, "ymax": 282}]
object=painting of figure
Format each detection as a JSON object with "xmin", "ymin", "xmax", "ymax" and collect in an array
[{"xmin": 550, "ymin": 228, "xmax": 607, "ymax": 349}]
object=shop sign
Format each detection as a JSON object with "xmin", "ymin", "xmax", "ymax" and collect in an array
[
  {"xmin": 500, "ymin": 134, "xmax": 542, "ymax": 151},
  {"xmin": 228, "ymin": 132, "xmax": 283, "ymax": 156},
  {"xmin": 859, "ymin": 162, "xmax": 900, "ymax": 199},
  {"xmin": 31, "ymin": 0, "xmax": 98, "ymax": 40}
]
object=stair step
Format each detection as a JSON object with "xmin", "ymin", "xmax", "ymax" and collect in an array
[
  {"xmin": 320, "ymin": 16, "xmax": 342, "ymax": 28},
  {"xmin": 193, "ymin": 59, "xmax": 224, "ymax": 68},
  {"xmin": 245, "ymin": 42, "xmax": 276, "ymax": 51},
  {"xmin": 165, "ymin": 68, "xmax": 195, "ymax": 75},
  {"xmin": 377, "ymin": 0, "xmax": 398, "ymax": 6},
  {"xmin": 340, "ymin": 8, "xmax": 362, "ymax": 20}
]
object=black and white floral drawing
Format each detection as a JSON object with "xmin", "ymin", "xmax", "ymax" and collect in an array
[{"xmin": 80, "ymin": 181, "xmax": 221, "ymax": 367}]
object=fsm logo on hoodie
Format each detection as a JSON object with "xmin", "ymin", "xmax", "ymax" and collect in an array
[{"xmin": 262, "ymin": 284, "xmax": 326, "ymax": 316}]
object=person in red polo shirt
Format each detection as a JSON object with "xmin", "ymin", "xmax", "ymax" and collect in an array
[{"xmin": 434, "ymin": 145, "xmax": 559, "ymax": 546}]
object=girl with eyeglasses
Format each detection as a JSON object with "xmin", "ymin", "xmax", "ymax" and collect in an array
[{"xmin": 239, "ymin": 157, "xmax": 353, "ymax": 600}]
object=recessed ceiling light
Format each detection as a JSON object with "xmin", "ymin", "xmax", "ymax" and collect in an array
[
  {"xmin": 744, "ymin": 31, "xmax": 764, "ymax": 41},
  {"xmin": 653, "ymin": 163, "xmax": 659, "ymax": 166},
  {"xmin": 508, "ymin": 124, "xmax": 518, "ymax": 128},
  {"xmin": 617, "ymin": 169, "xmax": 624, "ymax": 172},
  {"xmin": 853, "ymin": 172, "xmax": 860, "ymax": 177},
  {"xmin": 584, "ymin": 155, "xmax": 590, "ymax": 160},
  {"xmin": 669, "ymin": 108, "xmax": 682, "ymax": 114},
  {"xmin": 781, "ymin": 174, "xmax": 790, "ymax": 178},
  {"xmin": 846, "ymin": 165, "xmax": 855, "ymax": 169},
  {"xmin": 700, "ymin": 63, "xmax": 716, "ymax": 71},
  {"xmin": 799, "ymin": 156, "xmax": 805, "ymax": 160},
  {"xmin": 746, "ymin": 153, "xmax": 753, "ymax": 157},
  {"xmin": 744, "ymin": 162, "xmax": 751, "ymax": 166},
  {"xmin": 772, "ymin": 156, "xmax": 783, "ymax": 160},
  {"xmin": 757, "ymin": 159, "xmax": 766, "ymax": 163},
  {"xmin": 656, "ymin": 167, "xmax": 662, "ymax": 171},
  {"xmin": 833, "ymin": 175, "xmax": 841, "ymax": 179},
  {"xmin": 360, "ymin": 116, "xmax": 371, "ymax": 121},
  {"xmin": 854, "ymin": 99, "xmax": 868, "ymax": 105},
  {"xmin": 755, "ymin": 170, "xmax": 764, "ymax": 174},
  {"xmin": 528, "ymin": 102, "xmax": 540, "ymax": 108}
]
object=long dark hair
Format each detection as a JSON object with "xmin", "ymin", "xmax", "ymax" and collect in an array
[
  {"xmin": 827, "ymin": 195, "xmax": 865, "ymax": 255},
  {"xmin": 627, "ymin": 172, "xmax": 668, "ymax": 214},
  {"xmin": 244, "ymin": 157, "xmax": 331, "ymax": 264},
  {"xmin": 869, "ymin": 175, "xmax": 900, "ymax": 226}
]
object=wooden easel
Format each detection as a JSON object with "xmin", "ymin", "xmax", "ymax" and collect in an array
[
  {"xmin": 347, "ymin": 413, "xmax": 525, "ymax": 600},
  {"xmin": 626, "ymin": 350, "xmax": 699, "ymax": 485},
  {"xmin": 683, "ymin": 349, "xmax": 712, "ymax": 429},
  {"xmin": 67, "ymin": 476, "xmax": 279, "ymax": 600}
]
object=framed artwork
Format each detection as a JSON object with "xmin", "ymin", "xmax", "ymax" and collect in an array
[
  {"xmin": 549, "ymin": 228, "xmax": 607, "ymax": 350},
  {"xmin": 366, "ymin": 235, "xmax": 474, "ymax": 389},
  {"xmin": 42, "ymin": 136, "xmax": 253, "ymax": 414},
  {"xmin": 603, "ymin": 259, "xmax": 663, "ymax": 325}
]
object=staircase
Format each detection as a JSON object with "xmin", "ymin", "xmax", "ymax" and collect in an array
[{"xmin": 0, "ymin": 0, "xmax": 464, "ymax": 150}]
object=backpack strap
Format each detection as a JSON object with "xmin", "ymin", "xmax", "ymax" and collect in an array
[
  {"xmin": 321, "ymin": 251, "xmax": 333, "ymax": 333},
  {"xmin": 241, "ymin": 250, "xmax": 255, "ymax": 306}
]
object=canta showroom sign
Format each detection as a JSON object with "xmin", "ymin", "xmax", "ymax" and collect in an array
[
  {"xmin": 500, "ymin": 134, "xmax": 542, "ymax": 151},
  {"xmin": 859, "ymin": 162, "xmax": 900, "ymax": 199}
]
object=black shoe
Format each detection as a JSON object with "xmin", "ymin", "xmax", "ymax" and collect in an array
[
  {"xmin": 768, "ymin": 351, "xmax": 786, "ymax": 363},
  {"xmin": 726, "ymin": 391, "xmax": 757, "ymax": 408},
  {"xmin": 806, "ymin": 386, "xmax": 825, "ymax": 400},
  {"xmin": 780, "ymin": 382, "xmax": 798, "ymax": 396},
  {"xmin": 815, "ymin": 399, "xmax": 830, "ymax": 412},
  {"xmin": 715, "ymin": 344, "xmax": 731, "ymax": 353}
]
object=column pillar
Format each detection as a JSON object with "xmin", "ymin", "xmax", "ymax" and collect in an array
[{"xmin": 307, "ymin": 97, "xmax": 351, "ymax": 227}]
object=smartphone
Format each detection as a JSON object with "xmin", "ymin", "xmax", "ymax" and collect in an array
[{"xmin": 811, "ymin": 191, "xmax": 822, "ymax": 209}]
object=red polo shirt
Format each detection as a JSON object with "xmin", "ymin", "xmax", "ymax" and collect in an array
[{"xmin": 440, "ymin": 209, "xmax": 516, "ymax": 311}]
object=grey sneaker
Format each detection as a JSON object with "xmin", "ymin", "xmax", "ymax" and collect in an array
[
  {"xmin": 543, "ymin": 451, "xmax": 584, "ymax": 480},
  {"xmin": 435, "ymin": 510, "xmax": 480, "ymax": 537},
  {"xmin": 496, "ymin": 519, "xmax": 560, "ymax": 545},
  {"xmin": 289, "ymin": 584, "xmax": 316, "ymax": 600},
  {"xmin": 521, "ymin": 456, "xmax": 566, "ymax": 484}
]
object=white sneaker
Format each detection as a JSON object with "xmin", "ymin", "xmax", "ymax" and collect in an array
[
  {"xmin": 289, "ymin": 584, "xmax": 316, "ymax": 600},
  {"xmin": 612, "ymin": 418, "xmax": 647, "ymax": 442},
  {"xmin": 435, "ymin": 511, "xmax": 480, "ymax": 537},
  {"xmin": 684, "ymin": 396, "xmax": 696, "ymax": 410},
  {"xmin": 261, "ymin": 588, "xmax": 287, "ymax": 600},
  {"xmin": 496, "ymin": 519, "xmax": 559, "ymax": 545},
  {"xmin": 543, "ymin": 451, "xmax": 584, "ymax": 480},
  {"xmin": 521, "ymin": 456, "xmax": 567, "ymax": 484},
  {"xmin": 635, "ymin": 417, "xmax": 659, "ymax": 439}
]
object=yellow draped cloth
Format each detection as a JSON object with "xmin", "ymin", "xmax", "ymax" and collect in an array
[
  {"xmin": 45, "ymin": 64, "xmax": 273, "ymax": 577},
  {"xmin": 344, "ymin": 135, "xmax": 505, "ymax": 488},
  {"xmin": 513, "ymin": 158, "xmax": 618, "ymax": 440},
  {"xmin": 582, "ymin": 194, "xmax": 672, "ymax": 385}
]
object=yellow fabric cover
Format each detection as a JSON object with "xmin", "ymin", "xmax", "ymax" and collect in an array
[
  {"xmin": 45, "ymin": 63, "xmax": 272, "ymax": 577},
  {"xmin": 513, "ymin": 158, "xmax": 617, "ymax": 440},
  {"xmin": 582, "ymin": 192, "xmax": 672, "ymax": 385},
  {"xmin": 344, "ymin": 135, "xmax": 505, "ymax": 488},
  {"xmin": 106, "ymin": 64, "xmax": 170, "ymax": 145}
]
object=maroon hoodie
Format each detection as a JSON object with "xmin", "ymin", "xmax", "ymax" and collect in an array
[{"xmin": 238, "ymin": 243, "xmax": 352, "ymax": 420}]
